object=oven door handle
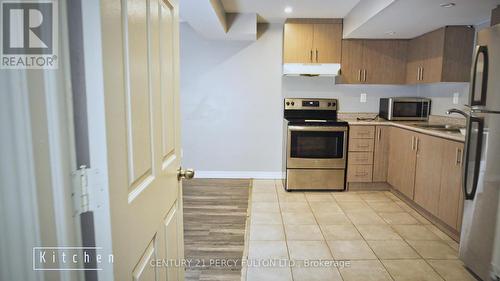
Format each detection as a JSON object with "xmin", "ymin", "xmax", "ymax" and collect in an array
[{"xmin": 288, "ymin": 126, "xmax": 348, "ymax": 132}]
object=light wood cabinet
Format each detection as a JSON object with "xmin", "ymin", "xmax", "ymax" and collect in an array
[
  {"xmin": 349, "ymin": 138, "xmax": 374, "ymax": 152},
  {"xmin": 341, "ymin": 39, "xmax": 408, "ymax": 84},
  {"xmin": 438, "ymin": 141, "xmax": 464, "ymax": 230},
  {"xmin": 348, "ymin": 125, "xmax": 375, "ymax": 183},
  {"xmin": 350, "ymin": 126, "xmax": 375, "ymax": 139},
  {"xmin": 387, "ymin": 127, "xmax": 466, "ymax": 233},
  {"xmin": 348, "ymin": 164, "xmax": 373, "ymax": 182},
  {"xmin": 406, "ymin": 26, "xmax": 475, "ymax": 84},
  {"xmin": 413, "ymin": 133, "xmax": 445, "ymax": 216},
  {"xmin": 283, "ymin": 19, "xmax": 342, "ymax": 64},
  {"xmin": 340, "ymin": 40, "xmax": 364, "ymax": 84},
  {"xmin": 363, "ymin": 40, "xmax": 408, "ymax": 84},
  {"xmin": 283, "ymin": 22, "xmax": 314, "ymax": 63},
  {"xmin": 373, "ymin": 126, "xmax": 390, "ymax": 182},
  {"xmin": 387, "ymin": 128, "xmax": 417, "ymax": 199}
]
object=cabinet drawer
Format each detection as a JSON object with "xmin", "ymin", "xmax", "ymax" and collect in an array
[
  {"xmin": 350, "ymin": 126, "xmax": 375, "ymax": 139},
  {"xmin": 348, "ymin": 152, "xmax": 374, "ymax": 165},
  {"xmin": 348, "ymin": 164, "xmax": 373, "ymax": 182},
  {"xmin": 349, "ymin": 139, "xmax": 374, "ymax": 152}
]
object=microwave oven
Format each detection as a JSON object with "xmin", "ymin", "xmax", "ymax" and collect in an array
[{"xmin": 379, "ymin": 97, "xmax": 431, "ymax": 121}]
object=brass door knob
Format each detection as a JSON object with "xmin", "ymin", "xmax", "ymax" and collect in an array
[{"xmin": 177, "ymin": 168, "xmax": 195, "ymax": 180}]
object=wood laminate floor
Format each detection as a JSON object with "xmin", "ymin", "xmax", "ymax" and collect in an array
[{"xmin": 183, "ymin": 179, "xmax": 251, "ymax": 281}]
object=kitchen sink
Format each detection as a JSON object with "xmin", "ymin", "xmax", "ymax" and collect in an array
[{"xmin": 413, "ymin": 124, "xmax": 465, "ymax": 133}]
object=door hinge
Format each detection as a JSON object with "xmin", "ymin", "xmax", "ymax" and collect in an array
[
  {"xmin": 72, "ymin": 165, "xmax": 90, "ymax": 216},
  {"xmin": 72, "ymin": 166, "xmax": 104, "ymax": 217}
]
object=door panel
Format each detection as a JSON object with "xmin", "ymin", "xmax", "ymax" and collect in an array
[
  {"xmin": 373, "ymin": 126, "xmax": 390, "ymax": 182},
  {"xmin": 159, "ymin": 0, "xmax": 177, "ymax": 163},
  {"xmin": 100, "ymin": 0, "xmax": 184, "ymax": 279},
  {"xmin": 438, "ymin": 142, "xmax": 464, "ymax": 230},
  {"xmin": 312, "ymin": 23, "xmax": 342, "ymax": 63},
  {"xmin": 406, "ymin": 36, "xmax": 424, "ymax": 84},
  {"xmin": 421, "ymin": 28, "xmax": 445, "ymax": 83},
  {"xmin": 132, "ymin": 239, "xmax": 158, "ymax": 281},
  {"xmin": 388, "ymin": 128, "xmax": 417, "ymax": 198},
  {"xmin": 126, "ymin": 0, "xmax": 153, "ymax": 188},
  {"xmin": 340, "ymin": 40, "xmax": 364, "ymax": 84},
  {"xmin": 363, "ymin": 40, "xmax": 408, "ymax": 84},
  {"xmin": 163, "ymin": 203, "xmax": 180, "ymax": 280},
  {"xmin": 413, "ymin": 134, "xmax": 444, "ymax": 215},
  {"xmin": 283, "ymin": 23, "xmax": 314, "ymax": 63}
]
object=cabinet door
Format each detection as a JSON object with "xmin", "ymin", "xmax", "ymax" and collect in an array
[
  {"xmin": 421, "ymin": 28, "xmax": 445, "ymax": 83},
  {"xmin": 312, "ymin": 23, "xmax": 342, "ymax": 63},
  {"xmin": 406, "ymin": 36, "xmax": 425, "ymax": 84},
  {"xmin": 413, "ymin": 134, "xmax": 445, "ymax": 215},
  {"xmin": 373, "ymin": 126, "xmax": 390, "ymax": 182},
  {"xmin": 438, "ymin": 142, "xmax": 464, "ymax": 230},
  {"xmin": 387, "ymin": 128, "xmax": 417, "ymax": 198},
  {"xmin": 363, "ymin": 40, "xmax": 408, "ymax": 84},
  {"xmin": 340, "ymin": 40, "xmax": 364, "ymax": 84},
  {"xmin": 283, "ymin": 23, "xmax": 314, "ymax": 63}
]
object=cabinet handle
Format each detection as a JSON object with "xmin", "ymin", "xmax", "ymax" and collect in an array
[
  {"xmin": 416, "ymin": 67, "xmax": 420, "ymax": 81},
  {"xmin": 357, "ymin": 144, "xmax": 370, "ymax": 148},
  {"xmin": 355, "ymin": 172, "xmax": 368, "ymax": 176},
  {"xmin": 415, "ymin": 137, "xmax": 420, "ymax": 152},
  {"xmin": 420, "ymin": 67, "xmax": 424, "ymax": 81},
  {"xmin": 456, "ymin": 148, "xmax": 463, "ymax": 166},
  {"xmin": 411, "ymin": 136, "xmax": 415, "ymax": 150},
  {"xmin": 363, "ymin": 69, "xmax": 367, "ymax": 82},
  {"xmin": 310, "ymin": 50, "xmax": 313, "ymax": 62},
  {"xmin": 377, "ymin": 128, "xmax": 381, "ymax": 141},
  {"xmin": 355, "ymin": 157, "xmax": 369, "ymax": 161},
  {"xmin": 358, "ymin": 69, "xmax": 362, "ymax": 81},
  {"xmin": 315, "ymin": 49, "xmax": 318, "ymax": 62}
]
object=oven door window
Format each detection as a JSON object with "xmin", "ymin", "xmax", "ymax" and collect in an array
[
  {"xmin": 290, "ymin": 131, "xmax": 344, "ymax": 159},
  {"xmin": 393, "ymin": 102, "xmax": 425, "ymax": 118}
]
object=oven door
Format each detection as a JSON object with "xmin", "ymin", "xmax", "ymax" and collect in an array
[{"xmin": 287, "ymin": 125, "xmax": 347, "ymax": 169}]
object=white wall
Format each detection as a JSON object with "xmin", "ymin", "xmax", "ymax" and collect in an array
[
  {"xmin": 180, "ymin": 23, "xmax": 284, "ymax": 177},
  {"xmin": 180, "ymin": 23, "xmax": 470, "ymax": 176}
]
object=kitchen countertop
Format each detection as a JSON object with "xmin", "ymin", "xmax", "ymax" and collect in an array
[{"xmin": 342, "ymin": 117, "xmax": 466, "ymax": 142}]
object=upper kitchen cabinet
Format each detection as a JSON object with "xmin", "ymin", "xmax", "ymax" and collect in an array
[
  {"xmin": 406, "ymin": 26, "xmax": 475, "ymax": 84},
  {"xmin": 340, "ymin": 39, "xmax": 408, "ymax": 84},
  {"xmin": 283, "ymin": 19, "xmax": 342, "ymax": 64}
]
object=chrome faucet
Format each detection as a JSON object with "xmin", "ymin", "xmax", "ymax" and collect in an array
[{"xmin": 446, "ymin": 108, "xmax": 468, "ymax": 118}]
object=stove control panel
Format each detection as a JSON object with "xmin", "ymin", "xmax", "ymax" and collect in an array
[{"xmin": 284, "ymin": 98, "xmax": 337, "ymax": 111}]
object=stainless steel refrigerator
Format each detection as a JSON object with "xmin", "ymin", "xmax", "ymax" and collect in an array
[{"xmin": 452, "ymin": 24, "xmax": 500, "ymax": 281}]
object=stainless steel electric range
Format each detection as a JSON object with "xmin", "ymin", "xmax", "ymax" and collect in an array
[{"xmin": 282, "ymin": 98, "xmax": 348, "ymax": 191}]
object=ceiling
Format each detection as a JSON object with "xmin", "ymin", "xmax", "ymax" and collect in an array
[
  {"xmin": 346, "ymin": 0, "xmax": 500, "ymax": 39},
  {"xmin": 220, "ymin": 0, "xmax": 361, "ymax": 23}
]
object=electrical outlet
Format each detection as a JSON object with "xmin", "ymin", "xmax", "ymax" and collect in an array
[
  {"xmin": 360, "ymin": 93, "xmax": 367, "ymax": 103},
  {"xmin": 453, "ymin": 92, "xmax": 459, "ymax": 104}
]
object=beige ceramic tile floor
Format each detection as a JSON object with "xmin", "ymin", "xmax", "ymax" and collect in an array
[{"xmin": 245, "ymin": 179, "xmax": 476, "ymax": 281}]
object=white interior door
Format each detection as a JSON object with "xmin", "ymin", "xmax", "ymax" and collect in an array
[{"xmin": 99, "ymin": 0, "xmax": 184, "ymax": 280}]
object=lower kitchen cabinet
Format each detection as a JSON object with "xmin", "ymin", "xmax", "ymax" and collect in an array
[
  {"xmin": 437, "ymin": 141, "xmax": 464, "ymax": 230},
  {"xmin": 387, "ymin": 127, "xmax": 417, "ymax": 199},
  {"xmin": 387, "ymin": 127, "xmax": 465, "ymax": 233},
  {"xmin": 413, "ymin": 133, "xmax": 445, "ymax": 216},
  {"xmin": 373, "ymin": 126, "xmax": 390, "ymax": 182}
]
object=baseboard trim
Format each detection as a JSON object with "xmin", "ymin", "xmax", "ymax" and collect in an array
[{"xmin": 195, "ymin": 171, "xmax": 284, "ymax": 179}]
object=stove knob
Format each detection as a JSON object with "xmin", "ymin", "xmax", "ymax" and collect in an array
[
  {"xmin": 286, "ymin": 102, "xmax": 290, "ymax": 106},
  {"xmin": 328, "ymin": 102, "xmax": 332, "ymax": 106},
  {"xmin": 291, "ymin": 102, "xmax": 295, "ymax": 106},
  {"xmin": 332, "ymin": 102, "xmax": 336, "ymax": 107}
]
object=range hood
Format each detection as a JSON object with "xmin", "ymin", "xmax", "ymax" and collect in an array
[{"xmin": 283, "ymin": 63, "xmax": 341, "ymax": 77}]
